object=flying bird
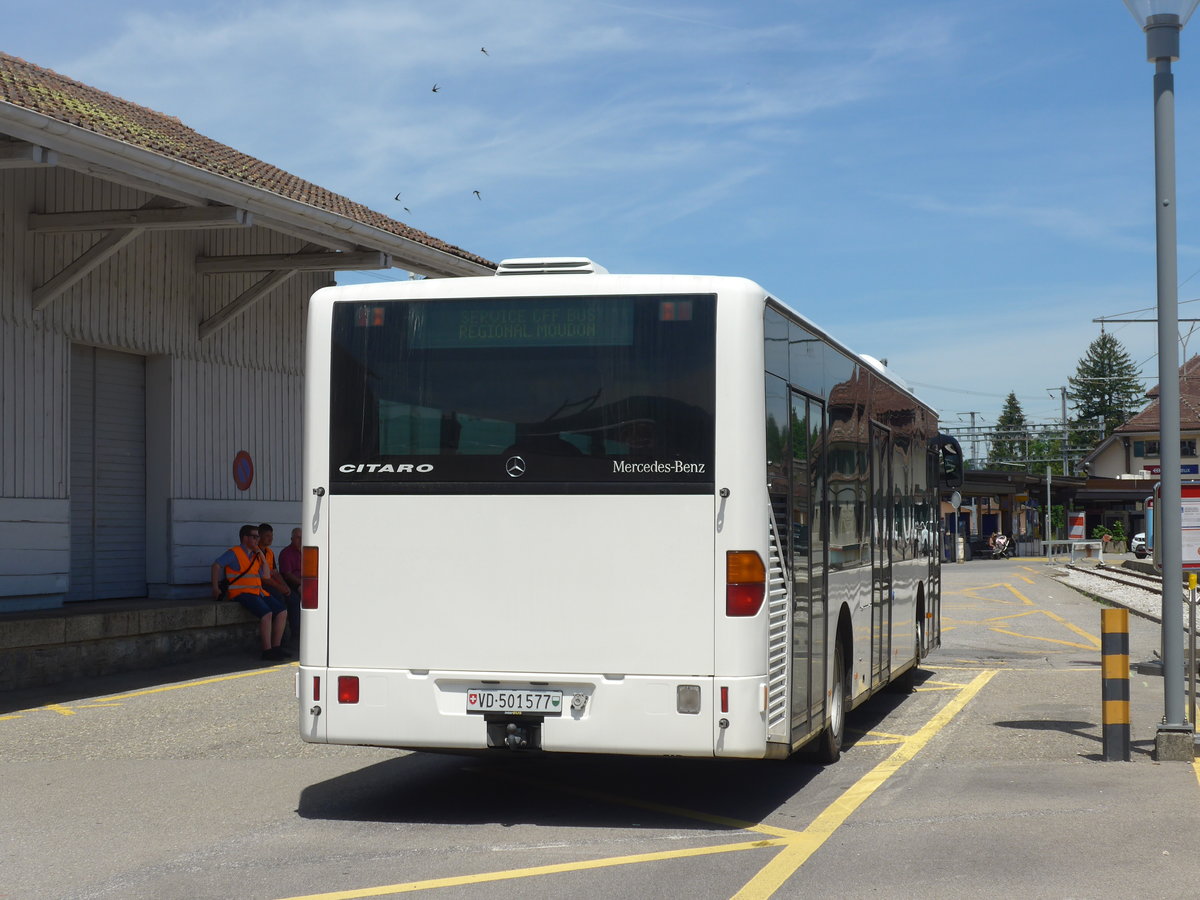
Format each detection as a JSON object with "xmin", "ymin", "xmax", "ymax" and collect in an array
[
  {"xmin": 403, "ymin": 207, "xmax": 411, "ymax": 213},
  {"xmin": 481, "ymin": 47, "xmax": 489, "ymax": 55},
  {"xmin": 431, "ymin": 83, "xmax": 440, "ymax": 92},
  {"xmin": 394, "ymin": 192, "xmax": 402, "ymax": 201},
  {"xmin": 473, "ymin": 190, "xmax": 481, "ymax": 200}
]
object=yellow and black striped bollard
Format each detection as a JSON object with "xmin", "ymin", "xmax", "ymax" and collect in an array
[{"xmin": 1101, "ymin": 607, "xmax": 1130, "ymax": 762}]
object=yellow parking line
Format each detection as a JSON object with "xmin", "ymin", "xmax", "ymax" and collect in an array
[
  {"xmin": 1001, "ymin": 583, "xmax": 1036, "ymax": 606},
  {"xmin": 2, "ymin": 664, "xmax": 294, "ymax": 720},
  {"xmin": 987, "ymin": 627, "xmax": 1097, "ymax": 651},
  {"xmin": 467, "ymin": 769, "xmax": 802, "ymax": 840},
  {"xmin": 854, "ymin": 729, "xmax": 909, "ymax": 740},
  {"xmin": 276, "ymin": 672, "xmax": 995, "ymax": 900},
  {"xmin": 97, "ymin": 663, "xmax": 294, "ymax": 702},
  {"xmin": 730, "ymin": 670, "xmax": 996, "ymax": 899},
  {"xmin": 276, "ymin": 838, "xmax": 789, "ymax": 899}
]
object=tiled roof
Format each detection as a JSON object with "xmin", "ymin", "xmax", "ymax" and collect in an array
[
  {"xmin": 0, "ymin": 52, "xmax": 493, "ymax": 270},
  {"xmin": 1115, "ymin": 354, "xmax": 1200, "ymax": 432}
]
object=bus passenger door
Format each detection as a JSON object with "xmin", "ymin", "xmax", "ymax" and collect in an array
[
  {"xmin": 870, "ymin": 422, "xmax": 892, "ymax": 688},
  {"xmin": 789, "ymin": 391, "xmax": 826, "ymax": 739}
]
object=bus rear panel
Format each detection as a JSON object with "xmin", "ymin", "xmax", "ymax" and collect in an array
[{"xmin": 299, "ymin": 269, "xmax": 948, "ymax": 760}]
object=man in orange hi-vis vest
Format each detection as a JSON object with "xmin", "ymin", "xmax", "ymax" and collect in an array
[{"xmin": 210, "ymin": 524, "xmax": 289, "ymax": 661}]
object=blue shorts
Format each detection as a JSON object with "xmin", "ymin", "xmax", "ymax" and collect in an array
[{"xmin": 236, "ymin": 590, "xmax": 287, "ymax": 618}]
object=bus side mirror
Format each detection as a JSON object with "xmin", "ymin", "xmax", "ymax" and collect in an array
[{"xmin": 936, "ymin": 433, "xmax": 964, "ymax": 490}]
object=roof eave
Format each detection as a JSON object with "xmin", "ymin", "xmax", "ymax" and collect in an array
[{"xmin": 0, "ymin": 101, "xmax": 494, "ymax": 278}]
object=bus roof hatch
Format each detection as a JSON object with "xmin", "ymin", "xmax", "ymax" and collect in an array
[{"xmin": 495, "ymin": 257, "xmax": 609, "ymax": 276}]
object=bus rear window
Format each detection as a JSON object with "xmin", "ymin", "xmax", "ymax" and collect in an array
[{"xmin": 328, "ymin": 294, "xmax": 715, "ymax": 493}]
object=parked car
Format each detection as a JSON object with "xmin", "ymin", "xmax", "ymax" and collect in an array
[{"xmin": 1131, "ymin": 532, "xmax": 1147, "ymax": 558}]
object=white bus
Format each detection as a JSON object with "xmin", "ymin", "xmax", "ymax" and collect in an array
[{"xmin": 298, "ymin": 259, "xmax": 963, "ymax": 761}]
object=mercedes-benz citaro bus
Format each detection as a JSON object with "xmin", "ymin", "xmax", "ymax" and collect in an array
[{"xmin": 298, "ymin": 258, "xmax": 963, "ymax": 762}]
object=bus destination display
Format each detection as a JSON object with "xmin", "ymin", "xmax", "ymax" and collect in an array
[{"xmin": 409, "ymin": 298, "xmax": 634, "ymax": 349}]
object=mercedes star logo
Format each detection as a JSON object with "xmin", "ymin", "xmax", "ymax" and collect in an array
[{"xmin": 505, "ymin": 455, "xmax": 527, "ymax": 478}]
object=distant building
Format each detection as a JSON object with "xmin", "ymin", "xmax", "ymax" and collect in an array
[
  {"xmin": 1084, "ymin": 355, "xmax": 1200, "ymax": 480},
  {"xmin": 0, "ymin": 52, "xmax": 493, "ymax": 611},
  {"xmin": 1074, "ymin": 356, "xmax": 1200, "ymax": 538}
]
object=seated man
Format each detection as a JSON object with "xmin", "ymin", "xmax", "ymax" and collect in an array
[{"xmin": 211, "ymin": 524, "xmax": 289, "ymax": 661}]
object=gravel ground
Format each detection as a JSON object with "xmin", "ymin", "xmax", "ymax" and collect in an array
[{"xmin": 1058, "ymin": 563, "xmax": 1197, "ymax": 631}]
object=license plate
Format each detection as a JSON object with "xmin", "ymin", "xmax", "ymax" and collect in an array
[{"xmin": 466, "ymin": 688, "xmax": 563, "ymax": 716}]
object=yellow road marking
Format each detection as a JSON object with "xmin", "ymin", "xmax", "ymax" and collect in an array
[
  {"xmin": 1001, "ymin": 583, "xmax": 1036, "ymax": 606},
  {"xmin": 275, "ymin": 672, "xmax": 995, "ymax": 900},
  {"xmin": 987, "ymin": 628, "xmax": 1097, "ymax": 651},
  {"xmin": 730, "ymin": 669, "xmax": 996, "ymax": 899},
  {"xmin": 854, "ymin": 729, "xmax": 909, "ymax": 740},
  {"xmin": 916, "ymin": 685, "xmax": 972, "ymax": 692},
  {"xmin": 1193, "ymin": 760, "xmax": 1200, "ymax": 789},
  {"xmin": 468, "ymin": 768, "xmax": 801, "ymax": 840},
  {"xmin": 983, "ymin": 610, "xmax": 1042, "ymax": 622},
  {"xmin": 276, "ymin": 838, "xmax": 789, "ymax": 899},
  {"xmin": 97, "ymin": 664, "xmax": 294, "ymax": 702},
  {"xmin": 2, "ymin": 664, "xmax": 293, "ymax": 720}
]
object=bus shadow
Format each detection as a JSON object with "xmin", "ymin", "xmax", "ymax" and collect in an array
[
  {"xmin": 298, "ymin": 750, "xmax": 824, "ymax": 829},
  {"xmin": 298, "ymin": 684, "xmax": 919, "ymax": 829}
]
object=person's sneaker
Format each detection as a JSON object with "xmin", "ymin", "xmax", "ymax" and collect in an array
[
  {"xmin": 262, "ymin": 647, "xmax": 286, "ymax": 661},
  {"xmin": 273, "ymin": 646, "xmax": 293, "ymax": 658}
]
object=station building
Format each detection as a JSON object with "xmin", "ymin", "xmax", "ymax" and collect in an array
[{"xmin": 0, "ymin": 52, "xmax": 494, "ymax": 613}]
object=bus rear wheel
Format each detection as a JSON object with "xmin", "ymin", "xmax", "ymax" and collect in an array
[{"xmin": 815, "ymin": 639, "xmax": 848, "ymax": 764}]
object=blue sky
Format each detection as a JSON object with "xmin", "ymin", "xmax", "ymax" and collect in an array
[{"xmin": 4, "ymin": 0, "xmax": 1200, "ymax": 428}]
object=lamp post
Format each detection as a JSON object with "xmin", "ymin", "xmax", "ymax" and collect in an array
[{"xmin": 1123, "ymin": 0, "xmax": 1200, "ymax": 760}]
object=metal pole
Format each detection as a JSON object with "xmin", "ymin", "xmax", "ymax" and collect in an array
[
  {"xmin": 1060, "ymin": 387, "xmax": 1069, "ymax": 475},
  {"xmin": 1045, "ymin": 465, "xmax": 1052, "ymax": 561},
  {"xmin": 1147, "ymin": 16, "xmax": 1189, "ymax": 743},
  {"xmin": 1190, "ymin": 574, "xmax": 1196, "ymax": 727}
]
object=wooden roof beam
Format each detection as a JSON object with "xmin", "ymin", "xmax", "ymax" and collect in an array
[
  {"xmin": 198, "ymin": 270, "xmax": 296, "ymax": 341},
  {"xmin": 28, "ymin": 205, "xmax": 250, "ymax": 232},
  {"xmin": 33, "ymin": 228, "xmax": 144, "ymax": 310},
  {"xmin": 195, "ymin": 250, "xmax": 390, "ymax": 274}
]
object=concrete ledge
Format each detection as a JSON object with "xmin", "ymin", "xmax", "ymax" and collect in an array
[{"xmin": 0, "ymin": 599, "xmax": 260, "ymax": 691}]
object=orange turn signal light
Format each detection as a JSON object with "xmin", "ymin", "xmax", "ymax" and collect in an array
[{"xmin": 726, "ymin": 551, "xmax": 766, "ymax": 617}]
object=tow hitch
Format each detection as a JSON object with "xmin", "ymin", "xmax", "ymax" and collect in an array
[{"xmin": 486, "ymin": 717, "xmax": 542, "ymax": 750}]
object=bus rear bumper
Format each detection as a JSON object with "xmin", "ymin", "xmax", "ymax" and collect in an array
[{"xmin": 298, "ymin": 667, "xmax": 771, "ymax": 758}]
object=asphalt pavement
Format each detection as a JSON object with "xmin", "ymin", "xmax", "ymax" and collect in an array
[{"xmin": 0, "ymin": 557, "xmax": 1197, "ymax": 899}]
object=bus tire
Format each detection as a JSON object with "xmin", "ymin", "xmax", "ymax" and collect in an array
[{"xmin": 815, "ymin": 638, "xmax": 848, "ymax": 764}]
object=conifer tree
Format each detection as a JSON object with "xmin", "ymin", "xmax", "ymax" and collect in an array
[
  {"xmin": 1067, "ymin": 332, "xmax": 1145, "ymax": 453},
  {"xmin": 990, "ymin": 392, "xmax": 1028, "ymax": 467}
]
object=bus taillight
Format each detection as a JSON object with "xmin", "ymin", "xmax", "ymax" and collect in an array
[
  {"xmin": 302, "ymin": 546, "xmax": 319, "ymax": 609},
  {"xmin": 725, "ymin": 551, "xmax": 765, "ymax": 617}
]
